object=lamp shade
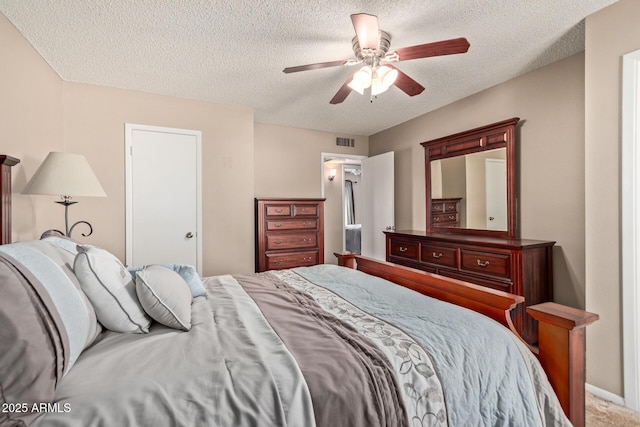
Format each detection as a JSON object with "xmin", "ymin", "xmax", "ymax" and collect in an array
[{"xmin": 23, "ymin": 152, "xmax": 106, "ymax": 197}]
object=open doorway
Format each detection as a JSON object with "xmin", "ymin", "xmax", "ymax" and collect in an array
[
  {"xmin": 321, "ymin": 153, "xmax": 366, "ymax": 259},
  {"xmin": 321, "ymin": 152, "xmax": 395, "ymax": 262}
]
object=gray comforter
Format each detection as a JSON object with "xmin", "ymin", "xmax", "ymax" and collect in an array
[{"xmin": 32, "ymin": 264, "xmax": 569, "ymax": 427}]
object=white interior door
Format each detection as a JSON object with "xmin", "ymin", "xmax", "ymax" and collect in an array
[
  {"xmin": 485, "ymin": 158, "xmax": 507, "ymax": 231},
  {"xmin": 125, "ymin": 124, "xmax": 202, "ymax": 273},
  {"xmin": 360, "ymin": 152, "xmax": 394, "ymax": 261}
]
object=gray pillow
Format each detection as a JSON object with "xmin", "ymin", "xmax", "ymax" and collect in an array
[
  {"xmin": 74, "ymin": 245, "xmax": 151, "ymax": 334},
  {"xmin": 128, "ymin": 263, "xmax": 206, "ymax": 297},
  {"xmin": 135, "ymin": 265, "xmax": 192, "ymax": 331}
]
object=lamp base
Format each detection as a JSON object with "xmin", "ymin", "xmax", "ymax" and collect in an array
[{"xmin": 53, "ymin": 198, "xmax": 93, "ymax": 238}]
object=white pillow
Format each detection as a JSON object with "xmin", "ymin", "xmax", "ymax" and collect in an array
[
  {"xmin": 135, "ymin": 265, "xmax": 192, "ymax": 331},
  {"xmin": 74, "ymin": 245, "xmax": 151, "ymax": 333}
]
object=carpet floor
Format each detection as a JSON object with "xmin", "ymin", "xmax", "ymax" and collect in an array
[{"xmin": 586, "ymin": 392, "xmax": 640, "ymax": 426}]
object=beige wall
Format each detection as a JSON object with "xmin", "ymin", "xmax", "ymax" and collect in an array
[
  {"xmin": 254, "ymin": 123, "xmax": 369, "ymax": 262},
  {"xmin": 62, "ymin": 83, "xmax": 255, "ymax": 276},
  {"xmin": 0, "ymin": 13, "xmax": 64, "ymax": 240},
  {"xmin": 2, "ymin": 13, "xmax": 255, "ymax": 276},
  {"xmin": 585, "ymin": 0, "xmax": 640, "ymax": 398},
  {"xmin": 370, "ymin": 53, "xmax": 586, "ymax": 314}
]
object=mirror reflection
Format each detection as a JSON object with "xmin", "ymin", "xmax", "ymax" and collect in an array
[{"xmin": 431, "ymin": 148, "xmax": 507, "ymax": 231}]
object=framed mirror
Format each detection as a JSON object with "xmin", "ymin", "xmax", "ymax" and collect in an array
[{"xmin": 422, "ymin": 118, "xmax": 519, "ymax": 238}]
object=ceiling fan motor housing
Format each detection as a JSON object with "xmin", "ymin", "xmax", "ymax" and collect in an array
[{"xmin": 352, "ymin": 30, "xmax": 392, "ymax": 65}]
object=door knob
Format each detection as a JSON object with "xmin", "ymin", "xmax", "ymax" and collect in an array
[{"xmin": 185, "ymin": 232, "xmax": 194, "ymax": 239}]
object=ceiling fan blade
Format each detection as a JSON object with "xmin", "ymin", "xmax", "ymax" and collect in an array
[
  {"xmin": 393, "ymin": 37, "xmax": 470, "ymax": 62},
  {"xmin": 329, "ymin": 73, "xmax": 356, "ymax": 104},
  {"xmin": 389, "ymin": 65, "xmax": 425, "ymax": 96},
  {"xmin": 283, "ymin": 59, "xmax": 351, "ymax": 74},
  {"xmin": 351, "ymin": 13, "xmax": 379, "ymax": 50}
]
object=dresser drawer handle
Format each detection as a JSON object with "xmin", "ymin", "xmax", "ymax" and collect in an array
[
  {"xmin": 432, "ymin": 252, "xmax": 443, "ymax": 259},
  {"xmin": 433, "ymin": 217, "xmax": 440, "ymax": 222},
  {"xmin": 303, "ymin": 222, "xmax": 313, "ymax": 226},
  {"xmin": 273, "ymin": 241, "xmax": 282, "ymax": 245},
  {"xmin": 447, "ymin": 205, "xmax": 455, "ymax": 210},
  {"xmin": 272, "ymin": 260, "xmax": 283, "ymax": 265},
  {"xmin": 273, "ymin": 223, "xmax": 282, "ymax": 228},
  {"xmin": 303, "ymin": 238, "xmax": 312, "ymax": 243},
  {"xmin": 399, "ymin": 247, "xmax": 408, "ymax": 252},
  {"xmin": 448, "ymin": 215, "xmax": 455, "ymax": 220},
  {"xmin": 477, "ymin": 259, "xmax": 490, "ymax": 267},
  {"xmin": 303, "ymin": 257, "xmax": 312, "ymax": 262},
  {"xmin": 274, "ymin": 208, "xmax": 285, "ymax": 213}
]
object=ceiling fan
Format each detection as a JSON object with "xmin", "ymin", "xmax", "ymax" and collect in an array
[{"xmin": 283, "ymin": 13, "xmax": 470, "ymax": 104}]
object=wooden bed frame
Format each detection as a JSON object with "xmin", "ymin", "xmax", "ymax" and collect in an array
[
  {"xmin": 0, "ymin": 155, "xmax": 597, "ymax": 426},
  {"xmin": 335, "ymin": 252, "xmax": 598, "ymax": 427}
]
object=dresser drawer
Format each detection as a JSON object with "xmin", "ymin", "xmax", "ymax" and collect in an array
[
  {"xmin": 389, "ymin": 240, "xmax": 419, "ymax": 260},
  {"xmin": 266, "ymin": 233, "xmax": 317, "ymax": 250},
  {"xmin": 443, "ymin": 202, "xmax": 459, "ymax": 213},
  {"xmin": 265, "ymin": 204, "xmax": 291, "ymax": 216},
  {"xmin": 421, "ymin": 244, "xmax": 457, "ymax": 268},
  {"xmin": 432, "ymin": 213, "xmax": 458, "ymax": 225},
  {"xmin": 266, "ymin": 251, "xmax": 318, "ymax": 270},
  {"xmin": 460, "ymin": 249, "xmax": 511, "ymax": 279},
  {"xmin": 293, "ymin": 205, "xmax": 318, "ymax": 216},
  {"xmin": 267, "ymin": 219, "xmax": 318, "ymax": 231},
  {"xmin": 431, "ymin": 201, "xmax": 445, "ymax": 213}
]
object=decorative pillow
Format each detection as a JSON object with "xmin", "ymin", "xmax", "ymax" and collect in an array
[
  {"xmin": 41, "ymin": 234, "xmax": 81, "ymax": 255},
  {"xmin": 36, "ymin": 237, "xmax": 103, "ymax": 346},
  {"xmin": 74, "ymin": 245, "xmax": 151, "ymax": 333},
  {"xmin": 128, "ymin": 263, "xmax": 206, "ymax": 298},
  {"xmin": 135, "ymin": 265, "xmax": 193, "ymax": 331}
]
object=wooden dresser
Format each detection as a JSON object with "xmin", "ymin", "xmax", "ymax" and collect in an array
[
  {"xmin": 385, "ymin": 230, "xmax": 555, "ymax": 344},
  {"xmin": 255, "ymin": 198, "xmax": 325, "ymax": 272},
  {"xmin": 431, "ymin": 198, "xmax": 462, "ymax": 228}
]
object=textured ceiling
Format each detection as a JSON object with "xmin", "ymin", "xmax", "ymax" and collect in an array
[{"xmin": 0, "ymin": 0, "xmax": 618, "ymax": 136}]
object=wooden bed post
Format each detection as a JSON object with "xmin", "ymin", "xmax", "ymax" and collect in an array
[
  {"xmin": 0, "ymin": 155, "xmax": 20, "ymax": 245},
  {"xmin": 527, "ymin": 303, "xmax": 599, "ymax": 427},
  {"xmin": 334, "ymin": 252, "xmax": 357, "ymax": 269}
]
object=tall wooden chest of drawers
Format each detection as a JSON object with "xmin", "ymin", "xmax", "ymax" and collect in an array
[
  {"xmin": 255, "ymin": 198, "xmax": 325, "ymax": 272},
  {"xmin": 385, "ymin": 230, "xmax": 555, "ymax": 344}
]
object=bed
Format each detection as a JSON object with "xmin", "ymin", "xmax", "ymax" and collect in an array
[{"xmin": 0, "ymin": 155, "xmax": 598, "ymax": 427}]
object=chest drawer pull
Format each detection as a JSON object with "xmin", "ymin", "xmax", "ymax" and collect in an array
[
  {"xmin": 303, "ymin": 257, "xmax": 312, "ymax": 262},
  {"xmin": 432, "ymin": 252, "xmax": 443, "ymax": 259},
  {"xmin": 273, "ymin": 241, "xmax": 283, "ymax": 245},
  {"xmin": 448, "ymin": 215, "xmax": 455, "ymax": 220},
  {"xmin": 433, "ymin": 217, "xmax": 440, "ymax": 222},
  {"xmin": 272, "ymin": 260, "xmax": 283, "ymax": 265},
  {"xmin": 303, "ymin": 238, "xmax": 312, "ymax": 243},
  {"xmin": 399, "ymin": 246, "xmax": 408, "ymax": 252},
  {"xmin": 477, "ymin": 259, "xmax": 490, "ymax": 267},
  {"xmin": 274, "ymin": 223, "xmax": 282, "ymax": 228}
]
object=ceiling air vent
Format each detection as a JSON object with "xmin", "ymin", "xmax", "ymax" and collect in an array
[{"xmin": 336, "ymin": 137, "xmax": 355, "ymax": 147}]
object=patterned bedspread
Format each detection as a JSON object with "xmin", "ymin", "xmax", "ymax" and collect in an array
[{"xmin": 31, "ymin": 264, "xmax": 569, "ymax": 427}]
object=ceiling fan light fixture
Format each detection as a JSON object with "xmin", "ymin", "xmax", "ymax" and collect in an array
[
  {"xmin": 348, "ymin": 66, "xmax": 372, "ymax": 94},
  {"xmin": 371, "ymin": 65, "xmax": 398, "ymax": 96}
]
